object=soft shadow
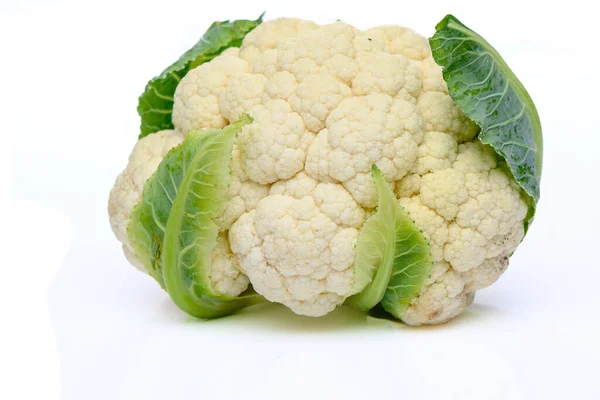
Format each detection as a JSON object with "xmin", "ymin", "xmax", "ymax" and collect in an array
[
  {"xmin": 182, "ymin": 302, "xmax": 400, "ymax": 333},
  {"xmin": 157, "ymin": 298, "xmax": 507, "ymax": 333},
  {"xmin": 154, "ymin": 295, "xmax": 194, "ymax": 323}
]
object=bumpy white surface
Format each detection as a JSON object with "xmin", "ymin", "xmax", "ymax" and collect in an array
[
  {"xmin": 229, "ymin": 173, "xmax": 364, "ymax": 316},
  {"xmin": 115, "ymin": 18, "xmax": 528, "ymax": 322},
  {"xmin": 172, "ymin": 47, "xmax": 250, "ymax": 132},
  {"xmin": 107, "ymin": 130, "xmax": 249, "ymax": 297}
]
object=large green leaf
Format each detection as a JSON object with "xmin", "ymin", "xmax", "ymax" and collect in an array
[
  {"xmin": 137, "ymin": 15, "xmax": 263, "ymax": 138},
  {"xmin": 128, "ymin": 115, "xmax": 262, "ymax": 318},
  {"xmin": 161, "ymin": 115, "xmax": 261, "ymax": 318},
  {"xmin": 346, "ymin": 165, "xmax": 432, "ymax": 315},
  {"xmin": 429, "ymin": 15, "xmax": 542, "ymax": 231}
]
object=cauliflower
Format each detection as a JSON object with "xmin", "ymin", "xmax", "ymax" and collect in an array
[{"xmin": 113, "ymin": 15, "xmax": 542, "ymax": 324}]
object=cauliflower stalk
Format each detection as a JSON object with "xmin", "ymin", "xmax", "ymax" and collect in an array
[{"xmin": 109, "ymin": 14, "xmax": 542, "ymax": 325}]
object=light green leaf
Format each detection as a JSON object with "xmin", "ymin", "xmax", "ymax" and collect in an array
[
  {"xmin": 127, "ymin": 140, "xmax": 185, "ymax": 288},
  {"xmin": 429, "ymin": 14, "xmax": 542, "ymax": 231},
  {"xmin": 137, "ymin": 15, "xmax": 263, "ymax": 138},
  {"xmin": 128, "ymin": 115, "xmax": 262, "ymax": 318},
  {"xmin": 380, "ymin": 224, "xmax": 433, "ymax": 319},
  {"xmin": 346, "ymin": 165, "xmax": 432, "ymax": 315}
]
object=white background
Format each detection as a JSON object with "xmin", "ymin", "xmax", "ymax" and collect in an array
[{"xmin": 4, "ymin": 0, "xmax": 600, "ymax": 399}]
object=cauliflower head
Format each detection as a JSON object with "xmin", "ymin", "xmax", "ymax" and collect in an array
[
  {"xmin": 168, "ymin": 18, "xmax": 529, "ymax": 323},
  {"xmin": 113, "ymin": 15, "xmax": 541, "ymax": 325}
]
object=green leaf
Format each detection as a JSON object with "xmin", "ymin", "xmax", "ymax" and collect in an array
[
  {"xmin": 137, "ymin": 15, "xmax": 263, "ymax": 139},
  {"xmin": 127, "ymin": 141, "xmax": 185, "ymax": 288},
  {"xmin": 379, "ymin": 223, "xmax": 433, "ymax": 320},
  {"xmin": 346, "ymin": 165, "xmax": 432, "ymax": 315},
  {"xmin": 162, "ymin": 115, "xmax": 262, "ymax": 318},
  {"xmin": 128, "ymin": 115, "xmax": 262, "ymax": 318},
  {"xmin": 429, "ymin": 14, "xmax": 542, "ymax": 231}
]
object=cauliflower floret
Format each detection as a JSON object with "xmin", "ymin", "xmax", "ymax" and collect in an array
[
  {"xmin": 216, "ymin": 144, "xmax": 269, "ymax": 230},
  {"xmin": 418, "ymin": 91, "xmax": 479, "ymax": 142},
  {"xmin": 305, "ymin": 94, "xmax": 424, "ymax": 208},
  {"xmin": 363, "ymin": 26, "xmax": 431, "ymax": 60},
  {"xmin": 277, "ymin": 22, "xmax": 360, "ymax": 82},
  {"xmin": 399, "ymin": 196, "xmax": 448, "ymax": 262},
  {"xmin": 263, "ymin": 71, "xmax": 298, "ymax": 101},
  {"xmin": 238, "ymin": 99, "xmax": 314, "ymax": 184},
  {"xmin": 289, "ymin": 73, "xmax": 352, "ymax": 133},
  {"xmin": 269, "ymin": 171, "xmax": 318, "ymax": 198},
  {"xmin": 229, "ymin": 174, "xmax": 364, "ymax": 316},
  {"xmin": 460, "ymin": 256, "xmax": 509, "ymax": 292},
  {"xmin": 251, "ymin": 49, "xmax": 279, "ymax": 78},
  {"xmin": 108, "ymin": 130, "xmax": 250, "ymax": 297},
  {"xmin": 414, "ymin": 131, "xmax": 458, "ymax": 175},
  {"xmin": 304, "ymin": 129, "xmax": 335, "ymax": 183},
  {"xmin": 172, "ymin": 54, "xmax": 250, "ymax": 133},
  {"xmin": 421, "ymin": 55, "xmax": 448, "ymax": 93},
  {"xmin": 402, "ymin": 268, "xmax": 475, "ymax": 325},
  {"xmin": 352, "ymin": 52, "xmax": 421, "ymax": 102},
  {"xmin": 239, "ymin": 18, "xmax": 319, "ymax": 62},
  {"xmin": 397, "ymin": 141, "xmax": 527, "ymax": 324},
  {"xmin": 420, "ymin": 169, "xmax": 469, "ymax": 220},
  {"xmin": 210, "ymin": 233, "xmax": 250, "ymax": 296},
  {"xmin": 454, "ymin": 141, "xmax": 498, "ymax": 173},
  {"xmin": 220, "ymin": 73, "xmax": 268, "ymax": 122},
  {"xmin": 395, "ymin": 173, "xmax": 422, "ymax": 197}
]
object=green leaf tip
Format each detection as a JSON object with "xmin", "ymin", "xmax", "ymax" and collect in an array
[
  {"xmin": 231, "ymin": 113, "xmax": 253, "ymax": 127},
  {"xmin": 429, "ymin": 14, "xmax": 542, "ymax": 232},
  {"xmin": 347, "ymin": 164, "xmax": 432, "ymax": 318},
  {"xmin": 434, "ymin": 14, "xmax": 461, "ymax": 30},
  {"xmin": 137, "ymin": 16, "xmax": 263, "ymax": 139}
]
